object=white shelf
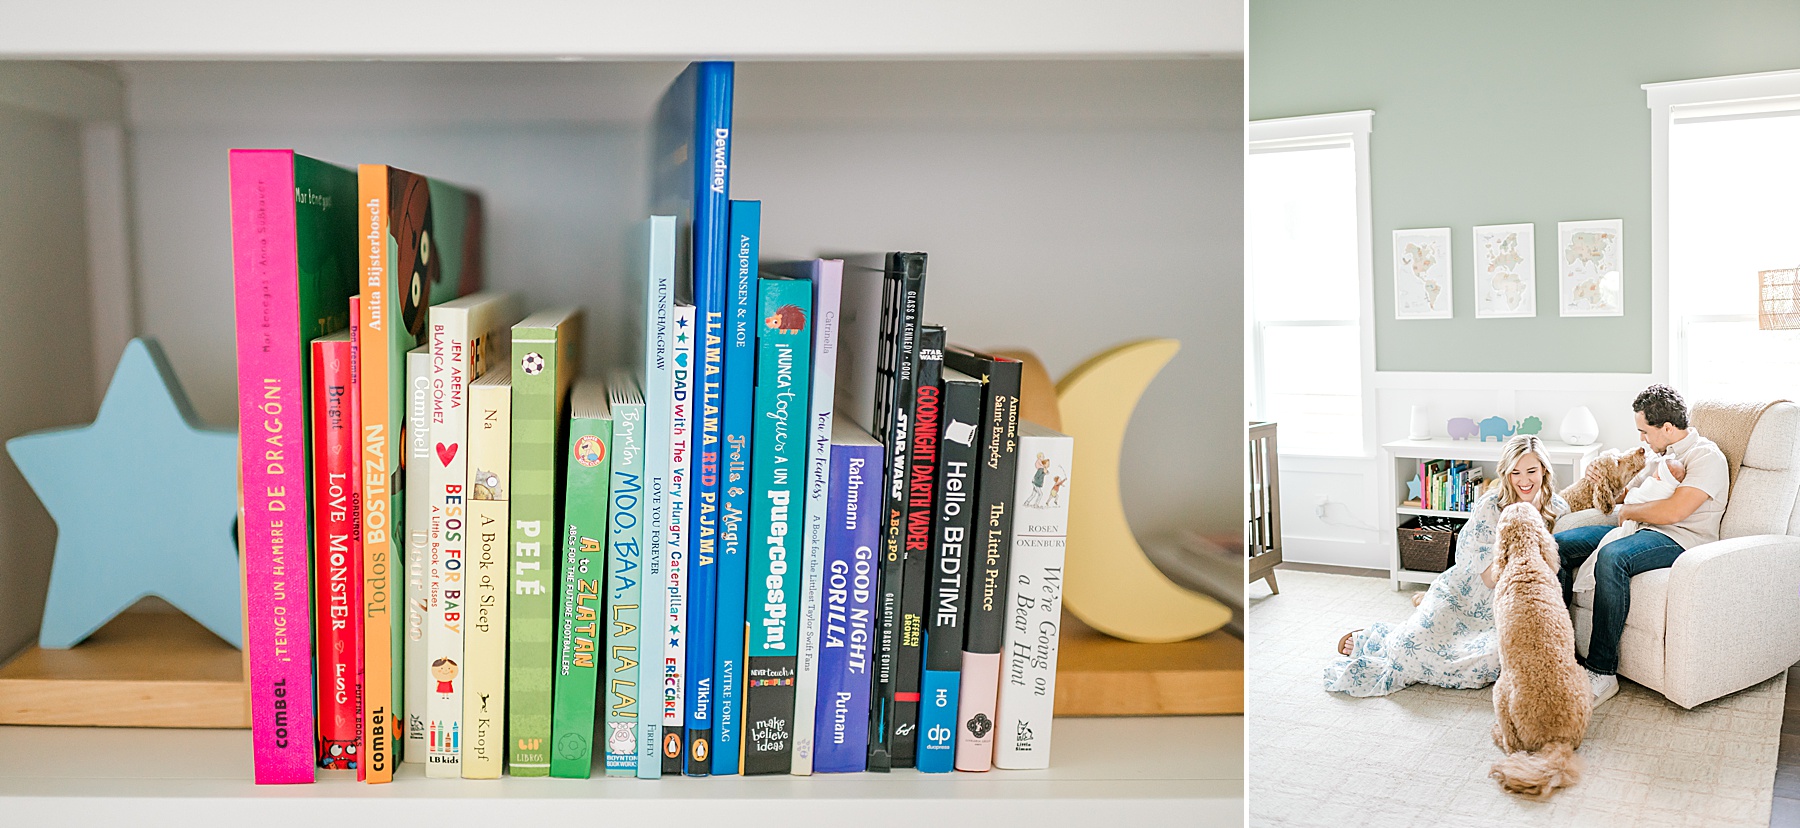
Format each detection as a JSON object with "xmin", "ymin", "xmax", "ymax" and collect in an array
[
  {"xmin": 0, "ymin": 717, "xmax": 1242, "ymax": 824},
  {"xmin": 1396, "ymin": 506, "xmax": 1470, "ymax": 519},
  {"xmin": 1396, "ymin": 569, "xmax": 1443, "ymax": 586},
  {"xmin": 1, "ymin": 1, "xmax": 1241, "ymax": 60},
  {"xmin": 1382, "ymin": 439, "xmax": 1603, "ymax": 588},
  {"xmin": 1383, "ymin": 437, "xmax": 1603, "ymax": 466}
]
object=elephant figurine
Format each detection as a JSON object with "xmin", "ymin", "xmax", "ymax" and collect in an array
[
  {"xmin": 1447, "ymin": 417, "xmax": 1479, "ymax": 441},
  {"xmin": 1478, "ymin": 415, "xmax": 1514, "ymax": 442},
  {"xmin": 1515, "ymin": 415, "xmax": 1544, "ymax": 436}
]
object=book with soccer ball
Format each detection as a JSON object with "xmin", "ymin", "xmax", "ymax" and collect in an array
[{"xmin": 506, "ymin": 307, "xmax": 584, "ymax": 776}]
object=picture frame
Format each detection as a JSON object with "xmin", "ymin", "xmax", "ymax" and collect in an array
[
  {"xmin": 1393, "ymin": 227, "xmax": 1453, "ymax": 320},
  {"xmin": 1558, "ymin": 219, "xmax": 1624, "ymax": 317},
  {"xmin": 1472, "ymin": 223, "xmax": 1536, "ymax": 319}
]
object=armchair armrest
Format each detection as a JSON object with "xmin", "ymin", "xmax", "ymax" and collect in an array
[
  {"xmin": 1553, "ymin": 508, "xmax": 1618, "ymax": 533},
  {"xmin": 1661, "ymin": 534, "xmax": 1800, "ymax": 708}
]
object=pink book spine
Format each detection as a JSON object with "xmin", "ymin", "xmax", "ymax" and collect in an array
[
  {"xmin": 349, "ymin": 296, "xmax": 367, "ymax": 782},
  {"xmin": 310, "ymin": 335, "xmax": 360, "ymax": 771},
  {"xmin": 230, "ymin": 148, "xmax": 317, "ymax": 784},
  {"xmin": 953, "ymin": 651, "xmax": 1001, "ymax": 772}
]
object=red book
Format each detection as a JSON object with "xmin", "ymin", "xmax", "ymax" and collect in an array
[{"xmin": 311, "ymin": 320, "xmax": 363, "ymax": 772}]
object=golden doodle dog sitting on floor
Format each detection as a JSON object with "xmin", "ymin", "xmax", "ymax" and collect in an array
[
  {"xmin": 1489, "ymin": 502, "xmax": 1592, "ymax": 799},
  {"xmin": 1559, "ymin": 446, "xmax": 1646, "ymax": 515}
]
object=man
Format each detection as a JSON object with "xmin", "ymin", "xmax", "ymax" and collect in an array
[{"xmin": 1551, "ymin": 385, "xmax": 1730, "ymax": 708}]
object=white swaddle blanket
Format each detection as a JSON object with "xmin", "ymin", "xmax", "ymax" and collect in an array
[{"xmin": 1573, "ymin": 455, "xmax": 1681, "ymax": 593}]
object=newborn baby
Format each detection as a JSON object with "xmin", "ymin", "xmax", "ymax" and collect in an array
[{"xmin": 1572, "ymin": 454, "xmax": 1686, "ymax": 593}]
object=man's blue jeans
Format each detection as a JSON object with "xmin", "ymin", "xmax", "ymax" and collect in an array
[{"xmin": 1551, "ymin": 524, "xmax": 1685, "ymax": 675}]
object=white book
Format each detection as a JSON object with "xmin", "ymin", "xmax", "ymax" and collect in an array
[
  {"xmin": 403, "ymin": 345, "xmax": 431, "ymax": 763},
  {"xmin": 778, "ymin": 259, "xmax": 842, "ymax": 775},
  {"xmin": 631, "ymin": 216, "xmax": 675, "ymax": 778},
  {"xmin": 663, "ymin": 302, "xmax": 695, "ymax": 768},
  {"xmin": 425, "ymin": 291, "xmax": 522, "ymax": 777},
  {"xmin": 993, "ymin": 421, "xmax": 1074, "ymax": 770},
  {"xmin": 461, "ymin": 364, "xmax": 512, "ymax": 778}
]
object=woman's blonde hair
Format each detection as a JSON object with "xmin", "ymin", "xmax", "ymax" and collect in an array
[{"xmin": 1494, "ymin": 434, "xmax": 1560, "ymax": 524}]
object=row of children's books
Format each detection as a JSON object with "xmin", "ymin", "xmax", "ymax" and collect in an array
[
  {"xmin": 231, "ymin": 61, "xmax": 1075, "ymax": 785},
  {"xmin": 1406, "ymin": 459, "xmax": 1483, "ymax": 512}
]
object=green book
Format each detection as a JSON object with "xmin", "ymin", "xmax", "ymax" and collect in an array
[
  {"xmin": 603, "ymin": 372, "xmax": 647, "ymax": 777},
  {"xmin": 507, "ymin": 307, "xmax": 584, "ymax": 776},
  {"xmin": 550, "ymin": 378, "xmax": 613, "ymax": 778}
]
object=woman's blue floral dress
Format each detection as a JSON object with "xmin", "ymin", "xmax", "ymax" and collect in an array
[{"xmin": 1322, "ymin": 490, "xmax": 1569, "ymax": 697}]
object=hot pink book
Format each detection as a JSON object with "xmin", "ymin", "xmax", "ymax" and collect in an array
[{"xmin": 230, "ymin": 149, "xmax": 359, "ymax": 783}]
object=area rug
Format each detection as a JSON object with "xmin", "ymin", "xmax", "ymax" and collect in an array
[{"xmin": 1247, "ymin": 570, "xmax": 1784, "ymax": 827}]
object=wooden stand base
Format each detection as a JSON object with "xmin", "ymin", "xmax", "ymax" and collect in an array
[
  {"xmin": 1054, "ymin": 611, "xmax": 1243, "ymax": 716},
  {"xmin": 0, "ymin": 608, "xmax": 249, "ymax": 728}
]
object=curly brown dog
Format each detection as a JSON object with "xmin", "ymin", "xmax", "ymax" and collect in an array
[
  {"xmin": 1489, "ymin": 502, "xmax": 1592, "ymax": 799},
  {"xmin": 1559, "ymin": 446, "xmax": 1646, "ymax": 515}
]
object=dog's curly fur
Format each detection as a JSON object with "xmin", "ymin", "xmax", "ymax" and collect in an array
[
  {"xmin": 1559, "ymin": 446, "xmax": 1646, "ymax": 515},
  {"xmin": 1489, "ymin": 503, "xmax": 1592, "ymax": 799}
]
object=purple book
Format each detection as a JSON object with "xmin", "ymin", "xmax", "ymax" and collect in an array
[{"xmin": 813, "ymin": 420, "xmax": 883, "ymax": 772}]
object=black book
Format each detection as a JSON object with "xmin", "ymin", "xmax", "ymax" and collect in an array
[
  {"xmin": 865, "ymin": 252, "xmax": 926, "ymax": 772},
  {"xmin": 940, "ymin": 346, "xmax": 1021, "ymax": 770},
  {"xmin": 917, "ymin": 364, "xmax": 982, "ymax": 772},
  {"xmin": 890, "ymin": 324, "xmax": 945, "ymax": 766}
]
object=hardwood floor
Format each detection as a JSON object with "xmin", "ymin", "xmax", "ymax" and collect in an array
[
  {"xmin": 1775, "ymin": 663, "xmax": 1800, "ymax": 826},
  {"xmin": 1271, "ymin": 564, "xmax": 1800, "ymax": 825}
]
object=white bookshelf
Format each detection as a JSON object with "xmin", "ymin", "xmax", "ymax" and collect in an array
[
  {"xmin": 0, "ymin": 10, "xmax": 1243, "ymax": 821},
  {"xmin": 1381, "ymin": 438, "xmax": 1602, "ymax": 589},
  {"xmin": 0, "ymin": 717, "xmax": 1244, "ymax": 825}
]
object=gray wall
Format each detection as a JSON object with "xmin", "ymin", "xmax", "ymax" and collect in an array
[
  {"xmin": 1251, "ymin": 0, "xmax": 1800, "ymax": 373},
  {"xmin": 117, "ymin": 59, "xmax": 1243, "ymax": 547},
  {"xmin": 0, "ymin": 103, "xmax": 96, "ymax": 659}
]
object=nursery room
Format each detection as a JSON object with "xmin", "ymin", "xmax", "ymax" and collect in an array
[{"xmin": 1246, "ymin": 2, "xmax": 1800, "ymax": 826}]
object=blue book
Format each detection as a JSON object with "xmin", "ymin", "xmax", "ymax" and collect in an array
[
  {"xmin": 743, "ymin": 273, "xmax": 814, "ymax": 775},
  {"xmin": 628, "ymin": 216, "xmax": 676, "ymax": 778},
  {"xmin": 917, "ymin": 367, "xmax": 983, "ymax": 773},
  {"xmin": 653, "ymin": 59, "xmax": 734, "ymax": 777},
  {"xmin": 814, "ymin": 421, "xmax": 883, "ymax": 773},
  {"xmin": 714, "ymin": 199, "xmax": 759, "ymax": 775}
]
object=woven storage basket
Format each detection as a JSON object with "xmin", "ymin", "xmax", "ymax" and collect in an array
[
  {"xmin": 1397, "ymin": 516, "xmax": 1459, "ymax": 573},
  {"xmin": 1759, "ymin": 266, "xmax": 1800, "ymax": 330}
]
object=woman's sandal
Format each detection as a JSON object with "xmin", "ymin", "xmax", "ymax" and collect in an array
[{"xmin": 1337, "ymin": 629, "xmax": 1363, "ymax": 657}]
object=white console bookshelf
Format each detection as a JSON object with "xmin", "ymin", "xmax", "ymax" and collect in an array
[
  {"xmin": 1380, "ymin": 438, "xmax": 1602, "ymax": 589},
  {"xmin": 0, "ymin": 5, "xmax": 1243, "ymax": 823}
]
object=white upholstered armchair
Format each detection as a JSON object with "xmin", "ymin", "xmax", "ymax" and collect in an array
[{"xmin": 1556, "ymin": 401, "xmax": 1800, "ymax": 709}]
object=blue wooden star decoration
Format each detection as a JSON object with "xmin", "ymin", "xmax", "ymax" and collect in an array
[
  {"xmin": 1407, "ymin": 475, "xmax": 1423, "ymax": 502},
  {"xmin": 7, "ymin": 338, "xmax": 242, "ymax": 649}
]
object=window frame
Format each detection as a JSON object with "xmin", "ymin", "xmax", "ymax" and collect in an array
[
  {"xmin": 1648, "ymin": 70, "xmax": 1800, "ymax": 395},
  {"xmin": 1247, "ymin": 110, "xmax": 1376, "ymax": 459}
]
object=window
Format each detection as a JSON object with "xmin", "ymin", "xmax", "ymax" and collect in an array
[
  {"xmin": 1247, "ymin": 112, "xmax": 1373, "ymax": 456},
  {"xmin": 1669, "ymin": 110, "xmax": 1800, "ymax": 402}
]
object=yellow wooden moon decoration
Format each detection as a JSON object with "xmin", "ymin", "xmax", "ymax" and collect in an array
[{"xmin": 1056, "ymin": 338, "xmax": 1231, "ymax": 643}]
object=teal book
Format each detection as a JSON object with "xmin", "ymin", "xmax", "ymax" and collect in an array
[
  {"xmin": 742, "ymin": 274, "xmax": 815, "ymax": 775},
  {"xmin": 603, "ymin": 372, "xmax": 647, "ymax": 777},
  {"xmin": 550, "ymin": 378, "xmax": 613, "ymax": 778},
  {"xmin": 506, "ymin": 307, "xmax": 584, "ymax": 776}
]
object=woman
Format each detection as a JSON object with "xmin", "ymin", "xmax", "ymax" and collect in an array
[{"xmin": 1323, "ymin": 434, "xmax": 1568, "ymax": 697}]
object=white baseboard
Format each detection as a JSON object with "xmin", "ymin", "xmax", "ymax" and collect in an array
[{"xmin": 1280, "ymin": 534, "xmax": 1385, "ymax": 570}]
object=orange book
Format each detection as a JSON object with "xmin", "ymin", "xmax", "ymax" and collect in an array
[{"xmin": 359, "ymin": 164, "xmax": 486, "ymax": 782}]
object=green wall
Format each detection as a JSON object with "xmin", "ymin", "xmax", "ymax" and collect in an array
[{"xmin": 1250, "ymin": 0, "xmax": 1800, "ymax": 373}]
